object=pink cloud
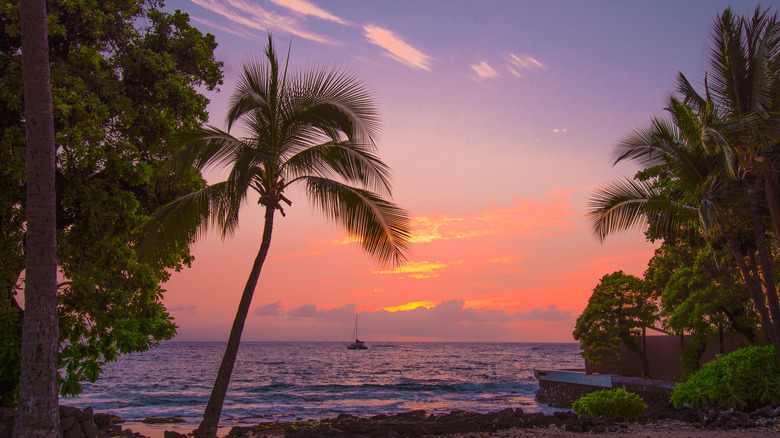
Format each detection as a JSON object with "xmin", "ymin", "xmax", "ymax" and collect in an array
[
  {"xmin": 188, "ymin": 0, "xmax": 338, "ymax": 44},
  {"xmin": 269, "ymin": 0, "xmax": 350, "ymax": 25},
  {"xmin": 363, "ymin": 24, "xmax": 431, "ymax": 71}
]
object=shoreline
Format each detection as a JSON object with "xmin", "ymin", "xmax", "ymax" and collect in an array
[
  {"xmin": 111, "ymin": 406, "xmax": 780, "ymax": 438},
  {"xmin": 4, "ymin": 404, "xmax": 779, "ymax": 438}
]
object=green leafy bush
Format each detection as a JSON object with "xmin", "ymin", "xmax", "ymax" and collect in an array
[
  {"xmin": 670, "ymin": 345, "xmax": 780, "ymax": 411},
  {"xmin": 571, "ymin": 388, "xmax": 647, "ymax": 422}
]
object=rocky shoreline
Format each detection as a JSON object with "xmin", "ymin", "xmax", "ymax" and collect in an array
[{"xmin": 2, "ymin": 403, "xmax": 779, "ymax": 437}]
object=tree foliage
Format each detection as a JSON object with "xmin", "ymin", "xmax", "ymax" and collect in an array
[
  {"xmin": 646, "ymin": 241, "xmax": 760, "ymax": 376},
  {"xmin": 0, "ymin": 0, "xmax": 222, "ymax": 403},
  {"xmin": 573, "ymin": 271, "xmax": 658, "ymax": 377},
  {"xmin": 587, "ymin": 6, "xmax": 780, "ymax": 358}
]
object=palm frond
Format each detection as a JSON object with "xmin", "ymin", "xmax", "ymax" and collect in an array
[
  {"xmin": 587, "ymin": 179, "xmax": 696, "ymax": 242},
  {"xmin": 137, "ymin": 182, "xmax": 232, "ymax": 264},
  {"xmin": 284, "ymin": 140, "xmax": 393, "ymax": 195},
  {"xmin": 305, "ymin": 176, "xmax": 410, "ymax": 267}
]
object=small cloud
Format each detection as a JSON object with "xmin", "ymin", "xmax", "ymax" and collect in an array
[
  {"xmin": 514, "ymin": 304, "xmax": 572, "ymax": 321},
  {"xmin": 169, "ymin": 305, "xmax": 197, "ymax": 313},
  {"xmin": 552, "ymin": 128, "xmax": 568, "ymax": 134},
  {"xmin": 363, "ymin": 24, "xmax": 431, "ymax": 71},
  {"xmin": 506, "ymin": 53, "xmax": 545, "ymax": 70},
  {"xmin": 254, "ymin": 301, "xmax": 283, "ymax": 316},
  {"xmin": 373, "ymin": 260, "xmax": 464, "ymax": 279},
  {"xmin": 471, "ymin": 61, "xmax": 498, "ymax": 80},
  {"xmin": 269, "ymin": 0, "xmax": 350, "ymax": 25}
]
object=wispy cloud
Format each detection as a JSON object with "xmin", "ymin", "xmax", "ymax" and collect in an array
[
  {"xmin": 373, "ymin": 260, "xmax": 464, "ymax": 279},
  {"xmin": 169, "ymin": 305, "xmax": 198, "ymax": 313},
  {"xmin": 505, "ymin": 53, "xmax": 545, "ymax": 77},
  {"xmin": 269, "ymin": 0, "xmax": 349, "ymax": 25},
  {"xmin": 552, "ymin": 128, "xmax": 568, "ymax": 134},
  {"xmin": 363, "ymin": 24, "xmax": 431, "ymax": 71},
  {"xmin": 188, "ymin": 0, "xmax": 338, "ymax": 44},
  {"xmin": 471, "ymin": 61, "xmax": 499, "ymax": 80},
  {"xmin": 191, "ymin": 16, "xmax": 262, "ymax": 40}
]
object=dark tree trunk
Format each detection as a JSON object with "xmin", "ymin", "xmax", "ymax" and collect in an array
[
  {"xmin": 727, "ymin": 233, "xmax": 779, "ymax": 352},
  {"xmin": 745, "ymin": 176, "xmax": 780, "ymax": 357},
  {"xmin": 195, "ymin": 206, "xmax": 276, "ymax": 438},
  {"xmin": 15, "ymin": 0, "xmax": 60, "ymax": 436}
]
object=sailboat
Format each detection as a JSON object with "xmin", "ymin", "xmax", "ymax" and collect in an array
[{"xmin": 347, "ymin": 314, "xmax": 367, "ymax": 350}]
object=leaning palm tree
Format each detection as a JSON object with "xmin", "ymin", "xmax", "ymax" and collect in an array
[{"xmin": 144, "ymin": 35, "xmax": 411, "ymax": 437}]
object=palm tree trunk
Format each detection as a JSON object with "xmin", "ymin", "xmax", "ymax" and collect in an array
[
  {"xmin": 15, "ymin": 0, "xmax": 60, "ymax": 437},
  {"xmin": 745, "ymin": 176, "xmax": 780, "ymax": 356},
  {"xmin": 727, "ymin": 233, "xmax": 780, "ymax": 351},
  {"xmin": 195, "ymin": 205, "xmax": 276, "ymax": 438}
]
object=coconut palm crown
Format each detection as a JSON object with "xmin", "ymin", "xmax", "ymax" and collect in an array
[{"xmin": 145, "ymin": 35, "xmax": 410, "ymax": 437}]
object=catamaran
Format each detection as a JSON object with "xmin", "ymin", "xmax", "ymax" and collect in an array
[{"xmin": 347, "ymin": 314, "xmax": 367, "ymax": 350}]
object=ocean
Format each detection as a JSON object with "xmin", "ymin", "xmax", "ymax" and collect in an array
[{"xmin": 62, "ymin": 341, "xmax": 582, "ymax": 435}]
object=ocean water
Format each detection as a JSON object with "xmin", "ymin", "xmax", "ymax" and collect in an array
[{"xmin": 63, "ymin": 342, "xmax": 582, "ymax": 432}]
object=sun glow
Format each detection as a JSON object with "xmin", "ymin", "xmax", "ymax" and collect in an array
[{"xmin": 382, "ymin": 301, "xmax": 438, "ymax": 312}]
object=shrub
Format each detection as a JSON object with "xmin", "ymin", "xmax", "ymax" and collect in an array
[
  {"xmin": 670, "ymin": 345, "xmax": 780, "ymax": 411},
  {"xmin": 571, "ymin": 388, "xmax": 647, "ymax": 422}
]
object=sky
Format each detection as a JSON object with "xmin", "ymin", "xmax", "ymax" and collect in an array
[{"xmin": 159, "ymin": 0, "xmax": 767, "ymax": 343}]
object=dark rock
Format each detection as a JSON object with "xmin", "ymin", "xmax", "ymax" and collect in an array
[
  {"xmin": 78, "ymin": 406, "xmax": 93, "ymax": 421},
  {"xmin": 59, "ymin": 405, "xmax": 81, "ymax": 419},
  {"xmin": 164, "ymin": 432, "xmax": 189, "ymax": 438},
  {"xmin": 60, "ymin": 415, "xmax": 76, "ymax": 432},
  {"xmin": 750, "ymin": 405, "xmax": 774, "ymax": 418},
  {"xmin": 81, "ymin": 418, "xmax": 98, "ymax": 438},
  {"xmin": 63, "ymin": 420, "xmax": 82, "ymax": 438},
  {"xmin": 93, "ymin": 413, "xmax": 123, "ymax": 428}
]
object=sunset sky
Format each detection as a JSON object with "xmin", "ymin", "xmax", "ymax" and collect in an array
[{"xmin": 160, "ymin": 0, "xmax": 760, "ymax": 342}]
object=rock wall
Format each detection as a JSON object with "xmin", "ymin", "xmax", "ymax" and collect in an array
[
  {"xmin": 535, "ymin": 379, "xmax": 674, "ymax": 409},
  {"xmin": 0, "ymin": 405, "xmax": 136, "ymax": 438}
]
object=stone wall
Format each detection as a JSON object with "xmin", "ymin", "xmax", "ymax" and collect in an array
[{"xmin": 534, "ymin": 371, "xmax": 675, "ymax": 409}]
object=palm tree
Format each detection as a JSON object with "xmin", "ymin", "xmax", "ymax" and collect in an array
[
  {"xmin": 589, "ymin": 92, "xmax": 780, "ymax": 356},
  {"xmin": 144, "ymin": 35, "xmax": 411, "ymax": 438},
  {"xmin": 15, "ymin": 0, "xmax": 60, "ymax": 437},
  {"xmin": 589, "ymin": 7, "xmax": 780, "ymax": 358},
  {"xmin": 676, "ymin": 6, "xmax": 780, "ymax": 351}
]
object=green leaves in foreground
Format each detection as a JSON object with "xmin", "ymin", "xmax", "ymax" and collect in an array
[
  {"xmin": 670, "ymin": 346, "xmax": 780, "ymax": 411},
  {"xmin": 572, "ymin": 388, "xmax": 647, "ymax": 422}
]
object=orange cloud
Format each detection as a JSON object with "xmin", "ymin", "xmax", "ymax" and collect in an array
[
  {"xmin": 409, "ymin": 196, "xmax": 577, "ymax": 244},
  {"xmin": 269, "ymin": 0, "xmax": 349, "ymax": 25},
  {"xmin": 363, "ymin": 24, "xmax": 431, "ymax": 70},
  {"xmin": 381, "ymin": 301, "xmax": 438, "ymax": 312},
  {"xmin": 373, "ymin": 260, "xmax": 464, "ymax": 279}
]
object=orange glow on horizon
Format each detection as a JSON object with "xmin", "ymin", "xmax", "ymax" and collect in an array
[{"xmin": 381, "ymin": 301, "xmax": 438, "ymax": 312}]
